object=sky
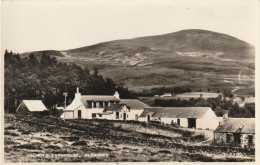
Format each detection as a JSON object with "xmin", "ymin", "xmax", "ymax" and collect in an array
[{"xmin": 1, "ymin": 0, "xmax": 259, "ymax": 54}]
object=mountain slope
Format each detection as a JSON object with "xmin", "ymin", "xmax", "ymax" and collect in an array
[
  {"xmin": 69, "ymin": 29, "xmax": 254, "ymax": 60},
  {"xmin": 21, "ymin": 29, "xmax": 255, "ymax": 95}
]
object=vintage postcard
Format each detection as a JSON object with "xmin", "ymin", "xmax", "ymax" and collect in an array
[{"xmin": 1, "ymin": 0, "xmax": 259, "ymax": 164}]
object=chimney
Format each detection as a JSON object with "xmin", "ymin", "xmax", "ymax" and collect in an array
[
  {"xmin": 75, "ymin": 87, "xmax": 81, "ymax": 99},
  {"xmin": 223, "ymin": 110, "xmax": 228, "ymax": 119},
  {"xmin": 114, "ymin": 91, "xmax": 120, "ymax": 99}
]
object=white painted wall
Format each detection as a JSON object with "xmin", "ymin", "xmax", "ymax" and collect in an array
[
  {"xmin": 61, "ymin": 111, "xmax": 74, "ymax": 119},
  {"xmin": 138, "ymin": 117, "xmax": 146, "ymax": 122},
  {"xmin": 128, "ymin": 110, "xmax": 144, "ymax": 121}
]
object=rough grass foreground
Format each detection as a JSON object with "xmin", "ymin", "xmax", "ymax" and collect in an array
[{"xmin": 4, "ymin": 113, "xmax": 254, "ymax": 162}]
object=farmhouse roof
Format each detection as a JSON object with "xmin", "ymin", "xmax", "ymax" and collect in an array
[
  {"xmin": 18, "ymin": 100, "xmax": 48, "ymax": 112},
  {"xmin": 80, "ymin": 95, "xmax": 120, "ymax": 102},
  {"xmin": 139, "ymin": 107, "xmax": 212, "ymax": 119},
  {"xmin": 120, "ymin": 99, "xmax": 150, "ymax": 110},
  {"xmin": 103, "ymin": 103, "xmax": 129, "ymax": 112},
  {"xmin": 214, "ymin": 118, "xmax": 255, "ymax": 134}
]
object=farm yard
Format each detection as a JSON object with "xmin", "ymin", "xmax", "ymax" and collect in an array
[{"xmin": 4, "ymin": 113, "xmax": 254, "ymax": 162}]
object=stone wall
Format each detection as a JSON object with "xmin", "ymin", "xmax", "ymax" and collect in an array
[{"xmin": 214, "ymin": 132, "xmax": 255, "ymax": 148}]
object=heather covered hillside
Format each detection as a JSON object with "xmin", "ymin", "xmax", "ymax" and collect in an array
[{"xmin": 21, "ymin": 29, "xmax": 255, "ymax": 95}]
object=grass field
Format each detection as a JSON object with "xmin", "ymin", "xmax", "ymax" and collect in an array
[{"xmin": 4, "ymin": 113, "xmax": 255, "ymax": 162}]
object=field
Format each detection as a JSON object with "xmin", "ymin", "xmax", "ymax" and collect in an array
[
  {"xmin": 139, "ymin": 92, "xmax": 221, "ymax": 106},
  {"xmin": 4, "ymin": 113, "xmax": 255, "ymax": 162}
]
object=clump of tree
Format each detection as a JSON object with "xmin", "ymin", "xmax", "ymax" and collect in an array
[
  {"xmin": 154, "ymin": 96, "xmax": 254, "ymax": 118},
  {"xmin": 4, "ymin": 50, "xmax": 135, "ymax": 113},
  {"xmin": 139, "ymin": 86, "xmax": 192, "ymax": 96}
]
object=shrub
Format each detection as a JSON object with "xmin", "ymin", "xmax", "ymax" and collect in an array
[{"xmin": 72, "ymin": 140, "xmax": 87, "ymax": 146}]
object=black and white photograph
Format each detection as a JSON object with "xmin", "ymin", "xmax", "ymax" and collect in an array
[{"xmin": 1, "ymin": 0, "xmax": 259, "ymax": 163}]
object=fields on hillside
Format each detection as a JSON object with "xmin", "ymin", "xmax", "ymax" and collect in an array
[{"xmin": 4, "ymin": 114, "xmax": 254, "ymax": 162}]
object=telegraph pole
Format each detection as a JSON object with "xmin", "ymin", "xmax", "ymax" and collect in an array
[{"xmin": 63, "ymin": 92, "xmax": 68, "ymax": 109}]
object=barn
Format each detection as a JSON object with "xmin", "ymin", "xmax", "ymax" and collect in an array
[
  {"xmin": 214, "ymin": 118, "xmax": 255, "ymax": 148},
  {"xmin": 16, "ymin": 100, "xmax": 48, "ymax": 113},
  {"xmin": 138, "ymin": 107, "xmax": 220, "ymax": 130}
]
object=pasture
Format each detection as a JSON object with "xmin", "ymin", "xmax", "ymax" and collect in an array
[{"xmin": 4, "ymin": 113, "xmax": 254, "ymax": 162}]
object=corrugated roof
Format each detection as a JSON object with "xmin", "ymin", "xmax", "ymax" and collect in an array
[
  {"xmin": 21, "ymin": 100, "xmax": 48, "ymax": 112},
  {"xmin": 215, "ymin": 118, "xmax": 255, "ymax": 134},
  {"xmin": 139, "ymin": 107, "xmax": 211, "ymax": 119},
  {"xmin": 120, "ymin": 99, "xmax": 150, "ymax": 110},
  {"xmin": 103, "ymin": 103, "xmax": 129, "ymax": 112}
]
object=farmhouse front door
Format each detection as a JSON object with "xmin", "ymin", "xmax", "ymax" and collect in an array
[
  {"xmin": 123, "ymin": 113, "xmax": 126, "ymax": 121},
  {"xmin": 177, "ymin": 119, "xmax": 180, "ymax": 126},
  {"xmin": 234, "ymin": 133, "xmax": 241, "ymax": 146},
  {"xmin": 147, "ymin": 115, "xmax": 151, "ymax": 122},
  {"xmin": 78, "ymin": 110, "xmax": 81, "ymax": 118}
]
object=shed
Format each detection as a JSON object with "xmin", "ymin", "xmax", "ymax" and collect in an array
[
  {"xmin": 16, "ymin": 100, "xmax": 48, "ymax": 113},
  {"xmin": 214, "ymin": 118, "xmax": 255, "ymax": 148}
]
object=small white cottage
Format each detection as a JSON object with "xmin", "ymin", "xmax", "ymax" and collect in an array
[
  {"xmin": 100, "ymin": 103, "xmax": 130, "ymax": 120},
  {"xmin": 139, "ymin": 107, "xmax": 220, "ymax": 130},
  {"xmin": 119, "ymin": 99, "xmax": 150, "ymax": 120},
  {"xmin": 16, "ymin": 100, "xmax": 48, "ymax": 113},
  {"xmin": 99, "ymin": 99, "xmax": 149, "ymax": 121}
]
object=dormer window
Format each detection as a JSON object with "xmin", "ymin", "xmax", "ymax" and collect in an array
[{"xmin": 87, "ymin": 101, "xmax": 92, "ymax": 108}]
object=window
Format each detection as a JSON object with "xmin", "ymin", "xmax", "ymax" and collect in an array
[
  {"xmin": 248, "ymin": 135, "xmax": 253, "ymax": 145},
  {"xmin": 105, "ymin": 102, "xmax": 109, "ymax": 106},
  {"xmin": 93, "ymin": 102, "xmax": 96, "ymax": 108},
  {"xmin": 99, "ymin": 114, "xmax": 102, "ymax": 117},
  {"xmin": 92, "ymin": 113, "xmax": 96, "ymax": 118},
  {"xmin": 120, "ymin": 114, "xmax": 122, "ymax": 118},
  {"xmin": 226, "ymin": 134, "xmax": 231, "ymax": 143},
  {"xmin": 135, "ymin": 114, "xmax": 138, "ymax": 121},
  {"xmin": 87, "ymin": 101, "xmax": 92, "ymax": 108},
  {"xmin": 116, "ymin": 112, "xmax": 119, "ymax": 119},
  {"xmin": 99, "ymin": 101, "xmax": 103, "ymax": 108}
]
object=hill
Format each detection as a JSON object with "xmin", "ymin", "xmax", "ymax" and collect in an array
[{"xmin": 21, "ymin": 29, "xmax": 255, "ymax": 96}]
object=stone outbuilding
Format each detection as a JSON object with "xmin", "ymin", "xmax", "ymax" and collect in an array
[{"xmin": 214, "ymin": 118, "xmax": 255, "ymax": 148}]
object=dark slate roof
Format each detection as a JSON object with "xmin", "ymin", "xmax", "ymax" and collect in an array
[
  {"xmin": 139, "ymin": 107, "xmax": 211, "ymax": 119},
  {"xmin": 214, "ymin": 118, "xmax": 255, "ymax": 134},
  {"xmin": 103, "ymin": 103, "xmax": 129, "ymax": 112},
  {"xmin": 80, "ymin": 95, "xmax": 120, "ymax": 108},
  {"xmin": 80, "ymin": 95, "xmax": 120, "ymax": 102},
  {"xmin": 119, "ymin": 99, "xmax": 150, "ymax": 110}
]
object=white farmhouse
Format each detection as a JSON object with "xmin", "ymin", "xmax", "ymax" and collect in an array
[
  {"xmin": 139, "ymin": 107, "xmax": 220, "ymax": 130},
  {"xmin": 61, "ymin": 88, "xmax": 120, "ymax": 119}
]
